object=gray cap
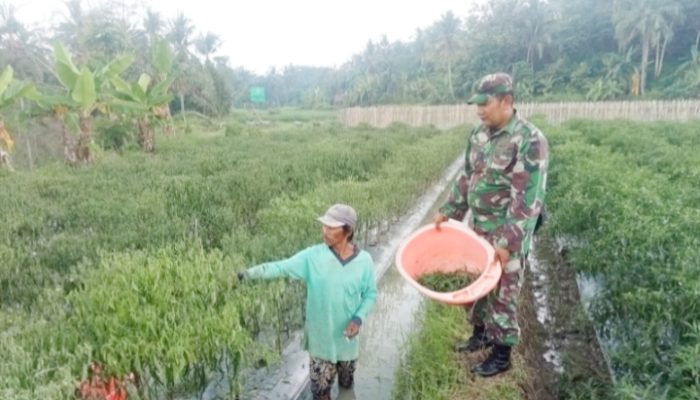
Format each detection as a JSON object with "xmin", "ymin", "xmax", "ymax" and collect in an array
[{"xmin": 318, "ymin": 204, "xmax": 357, "ymax": 229}]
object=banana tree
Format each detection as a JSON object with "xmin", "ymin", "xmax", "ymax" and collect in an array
[
  {"xmin": 0, "ymin": 65, "xmax": 37, "ymax": 170},
  {"xmin": 111, "ymin": 73, "xmax": 173, "ymax": 152},
  {"xmin": 50, "ymin": 43, "xmax": 133, "ymax": 164},
  {"xmin": 110, "ymin": 38, "xmax": 174, "ymax": 152}
]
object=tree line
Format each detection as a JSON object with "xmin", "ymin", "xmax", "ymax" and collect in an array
[
  {"xmin": 325, "ymin": 0, "xmax": 700, "ymax": 106},
  {"xmin": 1, "ymin": 0, "xmax": 699, "ymax": 132}
]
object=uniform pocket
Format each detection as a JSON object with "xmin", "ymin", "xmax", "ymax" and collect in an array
[{"xmin": 489, "ymin": 141, "xmax": 516, "ymax": 172}]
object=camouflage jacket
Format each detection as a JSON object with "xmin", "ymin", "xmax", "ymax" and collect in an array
[{"xmin": 440, "ymin": 110, "xmax": 549, "ymax": 258}]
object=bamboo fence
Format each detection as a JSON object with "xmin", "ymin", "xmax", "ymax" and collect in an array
[{"xmin": 338, "ymin": 100, "xmax": 700, "ymax": 128}]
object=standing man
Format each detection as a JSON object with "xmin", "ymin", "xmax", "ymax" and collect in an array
[
  {"xmin": 239, "ymin": 204, "xmax": 377, "ymax": 400},
  {"xmin": 433, "ymin": 73, "xmax": 549, "ymax": 377}
]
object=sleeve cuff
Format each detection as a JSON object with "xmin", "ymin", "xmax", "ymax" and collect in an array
[
  {"xmin": 439, "ymin": 204, "xmax": 455, "ymax": 217},
  {"xmin": 439, "ymin": 204, "xmax": 467, "ymax": 221},
  {"xmin": 351, "ymin": 316, "xmax": 363, "ymax": 326}
]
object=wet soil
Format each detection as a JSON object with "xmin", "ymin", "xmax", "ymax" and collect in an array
[{"xmin": 518, "ymin": 235, "xmax": 612, "ymax": 399}]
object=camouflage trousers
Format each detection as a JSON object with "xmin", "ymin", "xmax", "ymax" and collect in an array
[
  {"xmin": 309, "ymin": 356, "xmax": 356, "ymax": 399},
  {"xmin": 468, "ymin": 258, "xmax": 524, "ymax": 346}
]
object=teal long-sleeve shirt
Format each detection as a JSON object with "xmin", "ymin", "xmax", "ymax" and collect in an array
[{"xmin": 244, "ymin": 244, "xmax": 378, "ymax": 362}]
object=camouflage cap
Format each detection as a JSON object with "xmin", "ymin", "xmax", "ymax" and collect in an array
[{"xmin": 467, "ymin": 73, "xmax": 514, "ymax": 105}]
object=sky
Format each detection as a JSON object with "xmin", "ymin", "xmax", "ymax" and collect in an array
[{"xmin": 8, "ymin": 0, "xmax": 483, "ymax": 74}]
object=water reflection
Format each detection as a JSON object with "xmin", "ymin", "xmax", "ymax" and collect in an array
[{"xmin": 336, "ymin": 387, "xmax": 357, "ymax": 400}]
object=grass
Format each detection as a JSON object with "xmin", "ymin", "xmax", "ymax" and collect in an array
[
  {"xmin": 393, "ymin": 301, "xmax": 527, "ymax": 400},
  {"xmin": 417, "ymin": 271, "xmax": 477, "ymax": 292}
]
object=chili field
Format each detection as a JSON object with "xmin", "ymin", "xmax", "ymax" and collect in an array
[
  {"xmin": 0, "ymin": 110, "xmax": 464, "ymax": 399},
  {"xmin": 546, "ymin": 119, "xmax": 700, "ymax": 399}
]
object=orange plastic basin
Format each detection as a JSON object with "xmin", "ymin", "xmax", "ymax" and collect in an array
[{"xmin": 396, "ymin": 220, "xmax": 502, "ymax": 305}]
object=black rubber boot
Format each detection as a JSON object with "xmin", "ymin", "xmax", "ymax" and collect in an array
[
  {"xmin": 471, "ymin": 343, "xmax": 512, "ymax": 377},
  {"xmin": 455, "ymin": 325, "xmax": 492, "ymax": 353}
]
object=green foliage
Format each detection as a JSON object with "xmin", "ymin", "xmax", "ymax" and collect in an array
[
  {"xmin": 152, "ymin": 38, "xmax": 174, "ymax": 78},
  {"xmin": 111, "ymin": 72, "xmax": 174, "ymax": 114},
  {"xmin": 95, "ymin": 119, "xmax": 135, "ymax": 150},
  {"xmin": 546, "ymin": 119, "xmax": 700, "ymax": 398},
  {"xmin": 585, "ymin": 78, "xmax": 625, "ymax": 101},
  {"xmin": 0, "ymin": 66, "xmax": 37, "ymax": 110},
  {"xmin": 392, "ymin": 302, "xmax": 525, "ymax": 399},
  {"xmin": 0, "ymin": 114, "xmax": 465, "ymax": 396},
  {"xmin": 392, "ymin": 303, "xmax": 466, "ymax": 400},
  {"xmin": 72, "ymin": 68, "xmax": 97, "ymax": 110},
  {"xmin": 66, "ymin": 245, "xmax": 251, "ymax": 388},
  {"xmin": 110, "ymin": 38, "xmax": 174, "ymax": 116},
  {"xmin": 52, "ymin": 43, "xmax": 134, "ymax": 110},
  {"xmin": 0, "ymin": 66, "xmax": 13, "ymax": 97},
  {"xmin": 47, "ymin": 43, "xmax": 136, "ymax": 162},
  {"xmin": 224, "ymin": 121, "xmax": 244, "ymax": 137}
]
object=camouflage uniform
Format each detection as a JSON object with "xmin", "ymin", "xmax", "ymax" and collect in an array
[{"xmin": 440, "ymin": 74, "xmax": 549, "ymax": 346}]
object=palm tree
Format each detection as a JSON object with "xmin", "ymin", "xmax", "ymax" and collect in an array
[
  {"xmin": 195, "ymin": 32, "xmax": 221, "ymax": 63},
  {"xmin": 0, "ymin": 4, "xmax": 49, "ymax": 80},
  {"xmin": 673, "ymin": 47, "xmax": 700, "ymax": 96},
  {"xmin": 143, "ymin": 9, "xmax": 163, "ymax": 46},
  {"xmin": 601, "ymin": 48, "xmax": 637, "ymax": 94},
  {"xmin": 613, "ymin": 0, "xmax": 683, "ymax": 94},
  {"xmin": 652, "ymin": 2, "xmax": 683, "ymax": 78},
  {"xmin": 677, "ymin": 0, "xmax": 700, "ymax": 50},
  {"xmin": 167, "ymin": 13, "xmax": 194, "ymax": 57},
  {"xmin": 167, "ymin": 13, "xmax": 195, "ymax": 115},
  {"xmin": 520, "ymin": 0, "xmax": 553, "ymax": 69},
  {"xmin": 55, "ymin": 0, "xmax": 89, "ymax": 59},
  {"xmin": 194, "ymin": 32, "xmax": 224, "ymax": 114},
  {"xmin": 427, "ymin": 11, "xmax": 463, "ymax": 101}
]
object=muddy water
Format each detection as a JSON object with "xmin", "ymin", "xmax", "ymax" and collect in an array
[{"xmin": 527, "ymin": 242, "xmax": 565, "ymax": 374}]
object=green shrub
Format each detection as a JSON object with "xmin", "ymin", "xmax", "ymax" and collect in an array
[{"xmin": 95, "ymin": 120, "xmax": 136, "ymax": 151}]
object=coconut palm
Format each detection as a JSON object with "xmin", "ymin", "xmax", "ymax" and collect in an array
[
  {"xmin": 195, "ymin": 32, "xmax": 221, "ymax": 63},
  {"xmin": 426, "ymin": 11, "xmax": 463, "ymax": 101},
  {"xmin": 0, "ymin": 4, "xmax": 49, "ymax": 80},
  {"xmin": 613, "ymin": 0, "xmax": 683, "ymax": 94}
]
